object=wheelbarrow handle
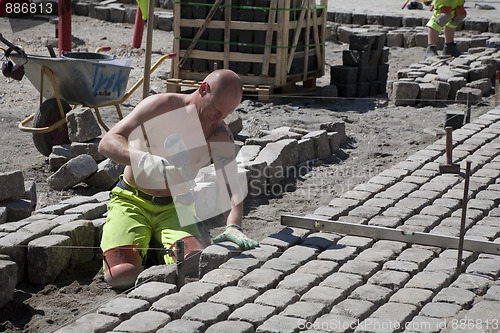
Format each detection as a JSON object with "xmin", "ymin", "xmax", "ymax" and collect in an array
[{"xmin": 0, "ymin": 33, "xmax": 27, "ymax": 58}]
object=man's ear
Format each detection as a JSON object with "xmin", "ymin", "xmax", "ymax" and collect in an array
[{"xmin": 199, "ymin": 82, "xmax": 210, "ymax": 96}]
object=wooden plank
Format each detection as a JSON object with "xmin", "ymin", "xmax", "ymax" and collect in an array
[
  {"xmin": 171, "ymin": 0, "xmax": 182, "ymax": 80},
  {"xmin": 281, "ymin": 215, "xmax": 500, "ymax": 256},
  {"xmin": 179, "ymin": 49, "xmax": 277, "ymax": 63},
  {"xmin": 180, "ymin": 18, "xmax": 279, "ymax": 31},
  {"xmin": 178, "ymin": 0, "xmax": 224, "ymax": 69},
  {"xmin": 262, "ymin": 0, "xmax": 278, "ymax": 76},
  {"xmin": 318, "ymin": 0, "xmax": 327, "ymax": 76},
  {"xmin": 276, "ymin": 0, "xmax": 291, "ymax": 86},
  {"xmin": 310, "ymin": 0, "xmax": 322, "ymax": 72}
]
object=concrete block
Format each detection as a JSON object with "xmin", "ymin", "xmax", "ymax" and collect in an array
[
  {"xmin": 207, "ymin": 286, "xmax": 259, "ymax": 311},
  {"xmin": 433, "ymin": 80, "xmax": 451, "ymax": 102},
  {"xmin": 135, "ymin": 264, "xmax": 177, "ymax": 287},
  {"xmin": 456, "ymin": 87, "xmax": 482, "ymax": 104},
  {"xmin": 303, "ymin": 130, "xmax": 330, "ymax": 160},
  {"xmin": 98, "ymin": 297, "xmax": 150, "ymax": 320},
  {"xmin": 336, "ymin": 83, "xmax": 357, "ymax": 97},
  {"xmin": 321, "ymin": 84, "xmax": 338, "ymax": 103},
  {"xmin": 467, "ymin": 78, "xmax": 492, "ymax": 96},
  {"xmin": 157, "ymin": 13, "xmax": 174, "ymax": 31},
  {"xmin": 49, "ymin": 143, "xmax": 71, "ymax": 171},
  {"xmin": 124, "ymin": 6, "xmax": 137, "ymax": 23},
  {"xmin": 109, "ymin": 6, "xmax": 125, "ymax": 22},
  {"xmin": 236, "ymin": 145, "xmax": 261, "ymax": 164},
  {"xmin": 357, "ymin": 66, "xmax": 378, "ymax": 83},
  {"xmin": 179, "ymin": 281, "xmax": 220, "ymax": 302},
  {"xmin": 330, "ymin": 65, "xmax": 358, "ymax": 85},
  {"xmin": 0, "ymin": 207, "xmax": 6, "ymax": 224},
  {"xmin": 0, "ymin": 198, "xmax": 33, "ymax": 222},
  {"xmin": 71, "ymin": 139, "xmax": 104, "ymax": 161},
  {"xmin": 349, "ymin": 33, "xmax": 377, "ymax": 51},
  {"xmin": 94, "ymin": 6, "xmax": 110, "ymax": 21},
  {"xmin": 386, "ymin": 31, "xmax": 404, "ymax": 47},
  {"xmin": 0, "ymin": 260, "xmax": 17, "ymax": 307},
  {"xmin": 27, "ymin": 235, "xmax": 72, "ymax": 284},
  {"xmin": 63, "ymin": 202, "xmax": 107, "ymax": 219},
  {"xmin": 50, "ymin": 220, "xmax": 94, "ymax": 268},
  {"xmin": 84, "ymin": 158, "xmax": 124, "ymax": 190},
  {"xmin": 23, "ymin": 181, "xmax": 36, "ymax": 208},
  {"xmin": 237, "ymin": 268, "xmax": 283, "ymax": 292},
  {"xmin": 199, "ymin": 242, "xmax": 241, "ymax": 277},
  {"xmin": 66, "ymin": 108, "xmax": 102, "ymax": 142},
  {"xmin": 0, "ymin": 232, "xmax": 38, "ymax": 282},
  {"xmin": 343, "ymin": 50, "xmax": 369, "ymax": 67},
  {"xmin": 418, "ymin": 83, "xmax": 436, "ymax": 106},
  {"xmin": 0, "ymin": 171, "xmax": 25, "ymax": 202},
  {"xmin": 448, "ymin": 77, "xmax": 467, "ymax": 100},
  {"xmin": 19, "ymin": 219, "xmax": 59, "ymax": 237},
  {"xmin": 352, "ymin": 13, "xmax": 366, "ymax": 25},
  {"xmin": 297, "ymin": 138, "xmax": 315, "ymax": 163},
  {"xmin": 47, "ymin": 155, "xmax": 98, "ymax": 190},
  {"xmin": 392, "ymin": 81, "xmax": 419, "ymax": 106},
  {"xmin": 73, "ymin": 2, "xmax": 89, "ymax": 16}
]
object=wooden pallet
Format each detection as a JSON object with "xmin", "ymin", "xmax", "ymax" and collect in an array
[
  {"xmin": 166, "ymin": 77, "xmax": 317, "ymax": 102},
  {"xmin": 169, "ymin": 0, "xmax": 327, "ymax": 99}
]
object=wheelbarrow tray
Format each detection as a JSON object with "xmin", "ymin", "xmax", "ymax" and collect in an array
[{"xmin": 10, "ymin": 53, "xmax": 132, "ymax": 107}]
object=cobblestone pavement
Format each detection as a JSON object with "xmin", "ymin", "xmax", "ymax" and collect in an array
[{"xmin": 52, "ymin": 107, "xmax": 500, "ymax": 333}]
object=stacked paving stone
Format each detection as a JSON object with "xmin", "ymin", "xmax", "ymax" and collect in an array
[
  {"xmin": 51, "ymin": 107, "xmax": 500, "ymax": 333},
  {"xmin": 48, "ymin": 107, "xmax": 125, "ymax": 191},
  {"xmin": 390, "ymin": 46, "xmax": 500, "ymax": 107},
  {"xmin": 330, "ymin": 32, "xmax": 389, "ymax": 98},
  {"xmin": 0, "ymin": 192, "xmax": 110, "ymax": 307},
  {"xmin": 0, "ymin": 171, "xmax": 37, "ymax": 224}
]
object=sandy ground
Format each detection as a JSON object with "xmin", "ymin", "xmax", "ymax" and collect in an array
[{"xmin": 0, "ymin": 7, "xmax": 498, "ymax": 332}]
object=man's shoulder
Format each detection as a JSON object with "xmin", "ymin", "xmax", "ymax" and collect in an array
[{"xmin": 207, "ymin": 122, "xmax": 234, "ymax": 143}]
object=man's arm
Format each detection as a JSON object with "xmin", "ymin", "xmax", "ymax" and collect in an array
[{"xmin": 209, "ymin": 125, "xmax": 259, "ymax": 250}]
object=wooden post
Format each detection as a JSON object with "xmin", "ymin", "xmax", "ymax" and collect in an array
[{"xmin": 143, "ymin": 0, "xmax": 155, "ymax": 99}]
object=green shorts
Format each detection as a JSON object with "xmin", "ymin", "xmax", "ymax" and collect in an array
[
  {"xmin": 100, "ymin": 181, "xmax": 202, "ymax": 265},
  {"xmin": 427, "ymin": 0, "xmax": 465, "ymax": 31}
]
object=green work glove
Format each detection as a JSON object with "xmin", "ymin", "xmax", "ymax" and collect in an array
[
  {"xmin": 213, "ymin": 225, "xmax": 259, "ymax": 250},
  {"xmin": 138, "ymin": 152, "xmax": 176, "ymax": 182}
]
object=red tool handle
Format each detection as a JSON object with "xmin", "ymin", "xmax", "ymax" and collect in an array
[{"xmin": 100, "ymin": 46, "xmax": 111, "ymax": 52}]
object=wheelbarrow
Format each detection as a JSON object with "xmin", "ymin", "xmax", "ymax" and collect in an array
[{"xmin": 1, "ymin": 33, "xmax": 175, "ymax": 156}]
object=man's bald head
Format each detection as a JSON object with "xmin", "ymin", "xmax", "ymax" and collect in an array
[{"xmin": 203, "ymin": 69, "xmax": 243, "ymax": 100}]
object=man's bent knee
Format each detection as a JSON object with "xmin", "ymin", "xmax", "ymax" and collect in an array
[
  {"xmin": 169, "ymin": 236, "xmax": 205, "ymax": 276},
  {"xmin": 435, "ymin": 6, "xmax": 453, "ymax": 27},
  {"xmin": 103, "ymin": 245, "xmax": 143, "ymax": 289}
]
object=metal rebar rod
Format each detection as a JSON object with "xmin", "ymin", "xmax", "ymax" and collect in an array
[{"xmin": 456, "ymin": 160, "xmax": 472, "ymax": 276}]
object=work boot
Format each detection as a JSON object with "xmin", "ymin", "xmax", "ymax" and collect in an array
[
  {"xmin": 443, "ymin": 42, "xmax": 462, "ymax": 57},
  {"xmin": 424, "ymin": 44, "xmax": 439, "ymax": 60}
]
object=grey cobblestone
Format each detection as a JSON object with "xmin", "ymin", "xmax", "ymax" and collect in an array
[
  {"xmin": 280, "ymin": 245, "xmax": 319, "ymax": 264},
  {"xmin": 348, "ymin": 205, "xmax": 383, "ymax": 219},
  {"xmin": 127, "ymin": 282, "xmax": 177, "ymax": 303},
  {"xmin": 382, "ymin": 260, "xmax": 419, "ymax": 275},
  {"xmin": 206, "ymin": 320, "xmax": 255, "ymax": 333},
  {"xmin": 466, "ymin": 254, "xmax": 500, "ymax": 279},
  {"xmin": 113, "ymin": 310, "xmax": 171, "ymax": 333},
  {"xmin": 219, "ymin": 256, "xmax": 261, "ymax": 273},
  {"xmin": 338, "ymin": 260, "xmax": 380, "ymax": 281},
  {"xmin": 259, "ymin": 227, "xmax": 310, "ymax": 251},
  {"xmin": 313, "ymin": 314, "xmax": 357, "ymax": 333},
  {"xmin": 349, "ymin": 284, "xmax": 393, "ymax": 307},
  {"xmin": 300, "ymin": 286, "xmax": 346, "ymax": 307},
  {"xmin": 395, "ymin": 197, "xmax": 432, "ymax": 213},
  {"xmin": 257, "ymin": 314, "xmax": 306, "ymax": 333},
  {"xmin": 237, "ymin": 245, "xmax": 280, "ymax": 263},
  {"xmin": 369, "ymin": 302, "xmax": 418, "ymax": 323},
  {"xmin": 466, "ymin": 224, "xmax": 500, "ymax": 240},
  {"xmin": 340, "ymin": 190, "xmax": 373, "ymax": 202},
  {"xmin": 337, "ymin": 236, "xmax": 374, "ymax": 251},
  {"xmin": 199, "ymin": 242, "xmax": 241, "ymax": 277},
  {"xmin": 408, "ymin": 190, "xmax": 441, "ymax": 200},
  {"xmin": 419, "ymin": 205, "xmax": 452, "ymax": 219},
  {"xmin": 200, "ymin": 268, "xmax": 245, "ymax": 287},
  {"xmin": 150, "ymin": 292, "xmax": 200, "ymax": 319},
  {"xmin": 419, "ymin": 302, "xmax": 461, "ymax": 318},
  {"xmin": 181, "ymin": 302, "xmax": 231, "ymax": 327},
  {"xmin": 330, "ymin": 299, "xmax": 375, "ymax": 321},
  {"xmin": 208, "ymin": 286, "xmax": 259, "ymax": 310},
  {"xmin": 364, "ymin": 198, "xmax": 394, "ymax": 209},
  {"xmin": 228, "ymin": 303, "xmax": 277, "ymax": 327},
  {"xmin": 483, "ymin": 285, "xmax": 500, "ymax": 301},
  {"xmin": 237, "ymin": 268, "xmax": 283, "ymax": 294},
  {"xmin": 328, "ymin": 198, "xmax": 362, "ymax": 210},
  {"xmin": 317, "ymin": 245, "xmax": 358, "ymax": 264},
  {"xmin": 405, "ymin": 316, "xmax": 447, "ymax": 333},
  {"xmin": 353, "ymin": 182, "xmax": 386, "ymax": 194},
  {"xmin": 403, "ymin": 215, "xmax": 441, "ymax": 231},
  {"xmin": 368, "ymin": 175, "xmax": 398, "ymax": 188},
  {"xmin": 54, "ymin": 313, "xmax": 120, "ymax": 333},
  {"xmin": 367, "ymin": 270, "xmax": 411, "ymax": 291},
  {"xmin": 262, "ymin": 257, "xmax": 302, "ymax": 275},
  {"xmin": 97, "ymin": 297, "xmax": 150, "ymax": 320},
  {"xmin": 424, "ymin": 258, "xmax": 464, "ymax": 277},
  {"xmin": 157, "ymin": 319, "xmax": 204, "ymax": 333},
  {"xmin": 389, "ymin": 287, "xmax": 434, "ymax": 308},
  {"xmin": 432, "ymin": 287, "xmax": 476, "ymax": 308},
  {"xmin": 381, "ymin": 206, "xmax": 413, "ymax": 220},
  {"xmin": 404, "ymin": 176, "xmax": 433, "ymax": 186},
  {"xmin": 179, "ymin": 281, "xmax": 221, "ymax": 302},
  {"xmin": 355, "ymin": 248, "xmax": 397, "ymax": 264},
  {"xmin": 277, "ymin": 273, "xmax": 321, "ymax": 295},
  {"xmin": 295, "ymin": 260, "xmax": 340, "ymax": 278},
  {"xmin": 320, "ymin": 272, "xmax": 363, "ymax": 293},
  {"xmin": 368, "ymin": 216, "xmax": 403, "ymax": 228},
  {"xmin": 405, "ymin": 271, "xmax": 451, "ymax": 292},
  {"xmin": 254, "ymin": 289, "xmax": 300, "ymax": 312},
  {"xmin": 397, "ymin": 247, "xmax": 437, "ymax": 269},
  {"xmin": 379, "ymin": 168, "xmax": 411, "ymax": 180},
  {"xmin": 281, "ymin": 302, "xmax": 329, "ymax": 322},
  {"xmin": 449, "ymin": 273, "xmax": 491, "ymax": 295},
  {"xmin": 467, "ymin": 198, "xmax": 497, "ymax": 213},
  {"xmin": 372, "ymin": 240, "xmax": 407, "ymax": 253}
]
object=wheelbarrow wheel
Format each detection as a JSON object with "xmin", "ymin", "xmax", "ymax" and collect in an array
[{"xmin": 32, "ymin": 98, "xmax": 71, "ymax": 156}]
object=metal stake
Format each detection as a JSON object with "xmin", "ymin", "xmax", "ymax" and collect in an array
[
  {"xmin": 456, "ymin": 160, "xmax": 472, "ymax": 276},
  {"xmin": 175, "ymin": 239, "xmax": 185, "ymax": 289}
]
